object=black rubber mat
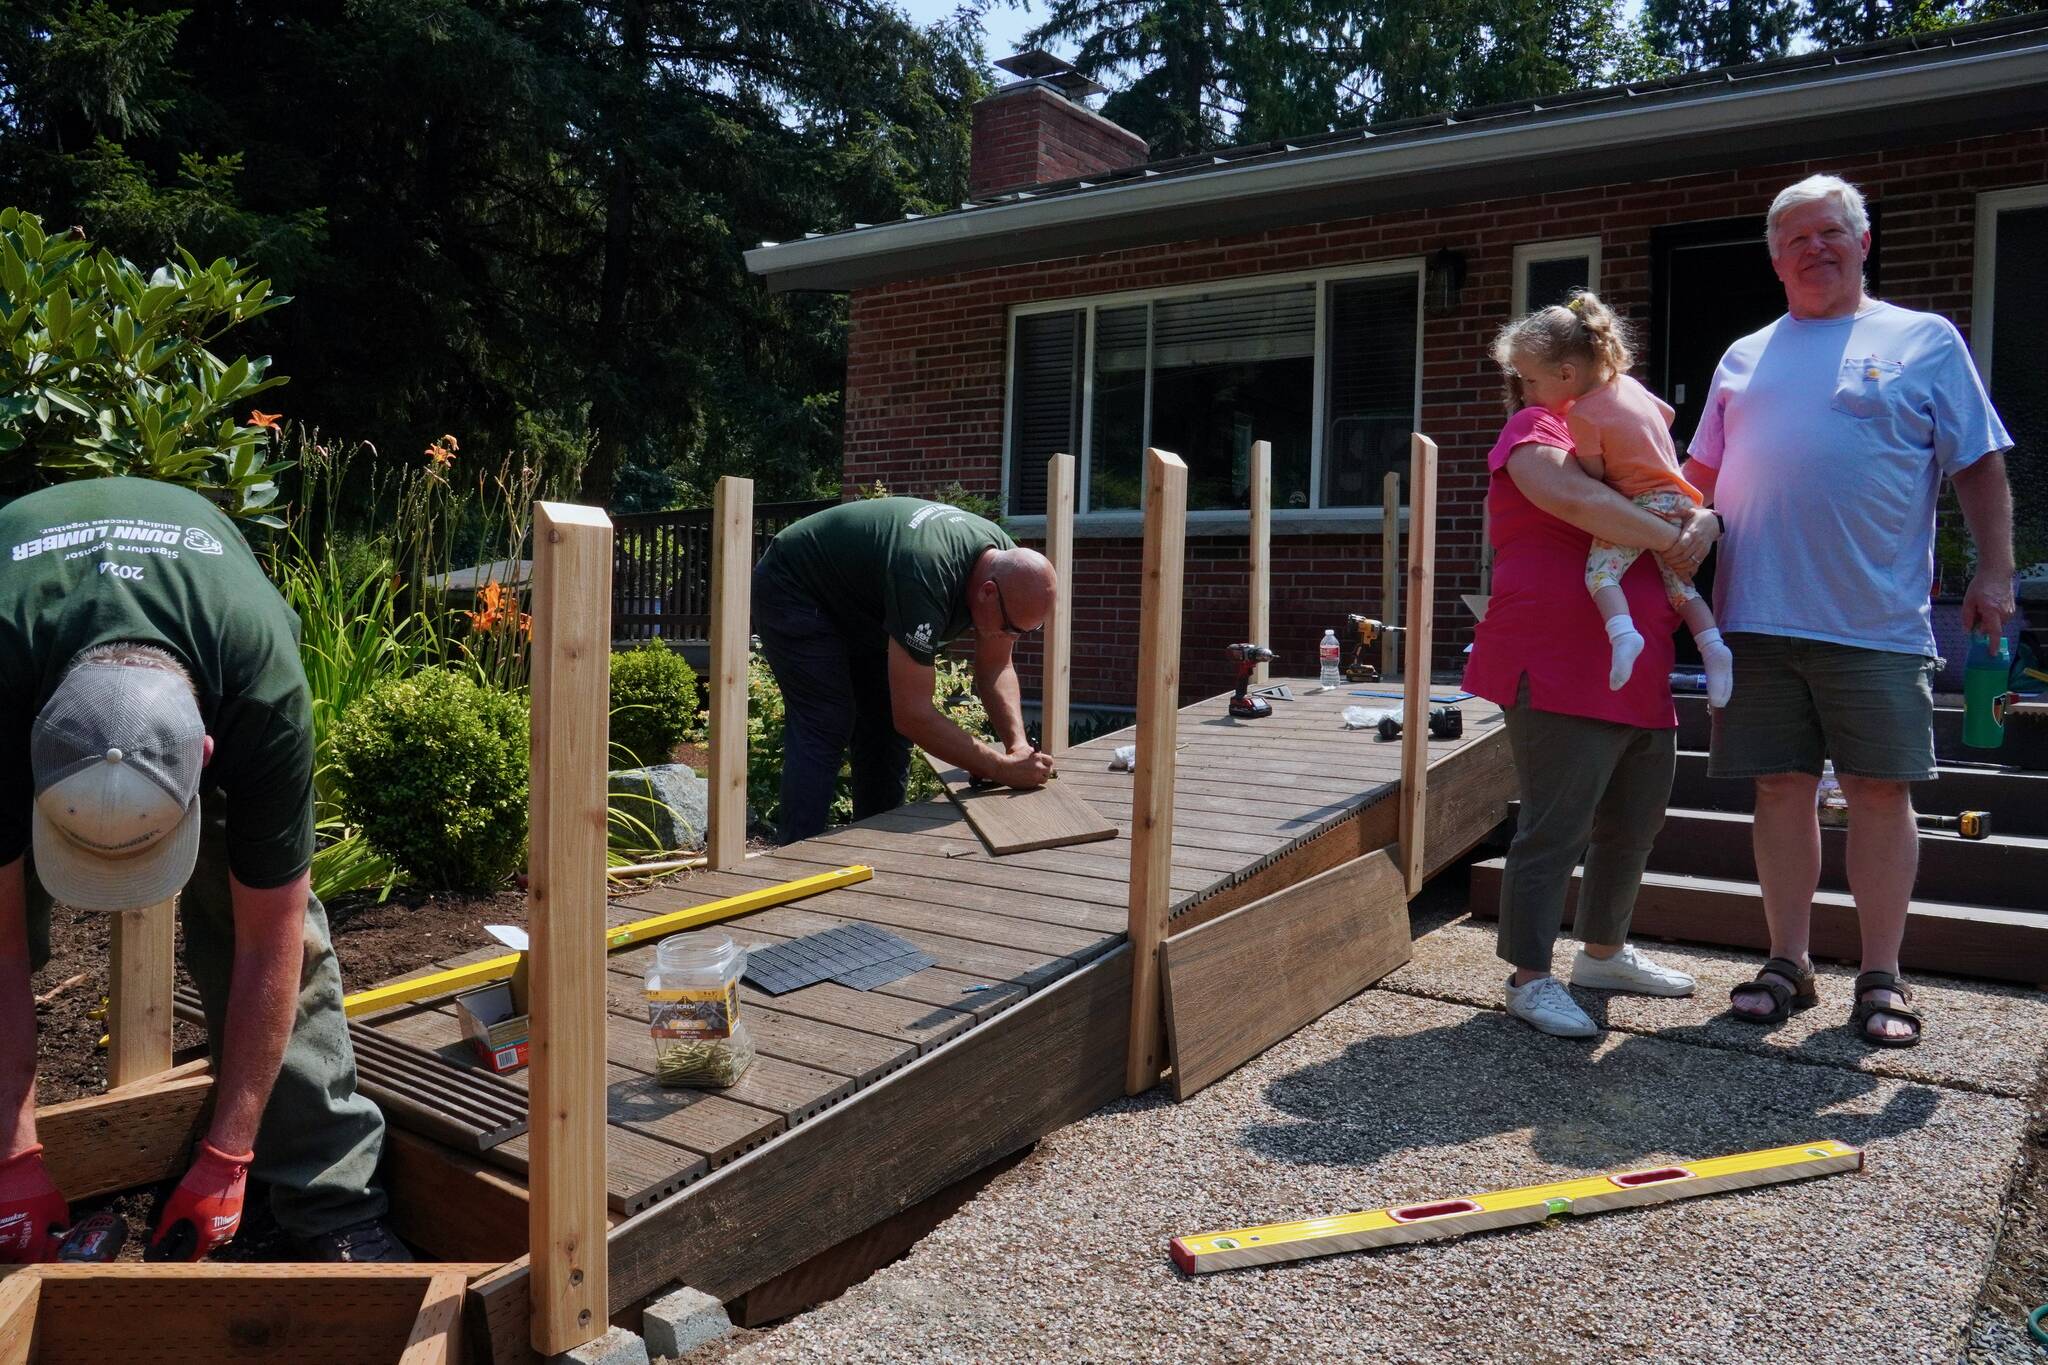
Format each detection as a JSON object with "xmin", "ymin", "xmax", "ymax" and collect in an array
[{"xmin": 744, "ymin": 923, "xmax": 933, "ymax": 995}]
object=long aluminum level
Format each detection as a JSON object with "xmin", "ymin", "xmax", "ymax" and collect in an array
[{"xmin": 1170, "ymin": 1139, "xmax": 1863, "ymax": 1274}]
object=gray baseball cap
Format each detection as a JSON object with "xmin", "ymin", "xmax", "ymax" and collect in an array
[{"xmin": 30, "ymin": 661, "xmax": 205, "ymax": 911}]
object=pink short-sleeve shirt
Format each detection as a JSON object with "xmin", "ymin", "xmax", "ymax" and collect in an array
[{"xmin": 1461, "ymin": 406, "xmax": 1679, "ymax": 729}]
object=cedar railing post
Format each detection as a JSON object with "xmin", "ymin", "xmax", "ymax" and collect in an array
[
  {"xmin": 527, "ymin": 501, "xmax": 613, "ymax": 1356},
  {"xmin": 1248, "ymin": 440, "xmax": 1271, "ymax": 682},
  {"xmin": 708, "ymin": 475, "xmax": 753, "ymax": 870},
  {"xmin": 1381, "ymin": 470, "xmax": 1402, "ymax": 680},
  {"xmin": 107, "ymin": 896, "xmax": 175, "ymax": 1087},
  {"xmin": 1398, "ymin": 436, "xmax": 1439, "ymax": 898},
  {"xmin": 1125, "ymin": 447, "xmax": 1187, "ymax": 1094},
  {"xmin": 1043, "ymin": 453, "xmax": 1075, "ymax": 755}
]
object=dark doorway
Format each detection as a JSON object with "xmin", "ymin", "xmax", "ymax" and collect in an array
[
  {"xmin": 1651, "ymin": 217, "xmax": 1785, "ymax": 446},
  {"xmin": 1650, "ymin": 218, "xmax": 1789, "ymax": 666},
  {"xmin": 1650, "ymin": 211, "xmax": 1886, "ymax": 447}
]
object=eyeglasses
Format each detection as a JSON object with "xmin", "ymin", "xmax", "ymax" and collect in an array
[{"xmin": 992, "ymin": 581, "xmax": 1039, "ymax": 637}]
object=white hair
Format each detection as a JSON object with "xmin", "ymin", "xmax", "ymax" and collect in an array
[{"xmin": 1766, "ymin": 174, "xmax": 1870, "ymax": 250}]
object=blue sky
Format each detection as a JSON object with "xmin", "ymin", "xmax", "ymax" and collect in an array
[{"xmin": 897, "ymin": 1, "xmax": 1041, "ymax": 73}]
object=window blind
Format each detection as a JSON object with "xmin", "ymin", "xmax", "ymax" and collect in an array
[
  {"xmin": 1007, "ymin": 311, "xmax": 1082, "ymax": 516},
  {"xmin": 1151, "ymin": 286, "xmax": 1315, "ymax": 369}
]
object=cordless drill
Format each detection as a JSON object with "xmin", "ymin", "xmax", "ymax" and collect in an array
[
  {"xmin": 1227, "ymin": 643, "xmax": 1277, "ymax": 719},
  {"xmin": 1344, "ymin": 614, "xmax": 1404, "ymax": 682}
]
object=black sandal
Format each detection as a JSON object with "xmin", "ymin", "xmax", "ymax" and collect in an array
[
  {"xmin": 1728, "ymin": 956, "xmax": 1818, "ymax": 1026},
  {"xmin": 1850, "ymin": 970, "xmax": 1924, "ymax": 1049}
]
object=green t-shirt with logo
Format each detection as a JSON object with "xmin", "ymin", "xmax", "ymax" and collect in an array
[
  {"xmin": 0, "ymin": 478, "xmax": 314, "ymax": 890},
  {"xmin": 761, "ymin": 498, "xmax": 1014, "ymax": 665}
]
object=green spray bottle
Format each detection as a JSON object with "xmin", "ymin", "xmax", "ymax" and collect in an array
[{"xmin": 1962, "ymin": 632, "xmax": 2012, "ymax": 750}]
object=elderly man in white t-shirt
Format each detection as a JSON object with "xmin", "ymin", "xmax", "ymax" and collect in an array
[{"xmin": 1683, "ymin": 174, "xmax": 2014, "ymax": 1049}]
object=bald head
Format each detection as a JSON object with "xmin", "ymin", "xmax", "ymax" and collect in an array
[{"xmin": 971, "ymin": 546, "xmax": 1057, "ymax": 636}]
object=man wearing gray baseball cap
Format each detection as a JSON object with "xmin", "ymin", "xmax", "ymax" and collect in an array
[{"xmin": 0, "ymin": 476, "xmax": 404, "ymax": 1263}]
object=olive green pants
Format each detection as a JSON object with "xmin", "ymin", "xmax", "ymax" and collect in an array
[
  {"xmin": 1496, "ymin": 683, "xmax": 1677, "ymax": 972},
  {"xmin": 25, "ymin": 804, "xmax": 388, "ymax": 1239}
]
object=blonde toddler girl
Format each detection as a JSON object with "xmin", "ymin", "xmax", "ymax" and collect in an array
[{"xmin": 1497, "ymin": 292, "xmax": 1733, "ymax": 707}]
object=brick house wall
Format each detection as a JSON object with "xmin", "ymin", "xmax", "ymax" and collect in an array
[
  {"xmin": 968, "ymin": 83, "xmax": 1150, "ymax": 200},
  {"xmin": 844, "ymin": 129, "xmax": 2048, "ymax": 710}
]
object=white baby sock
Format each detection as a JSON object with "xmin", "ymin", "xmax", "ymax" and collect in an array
[
  {"xmin": 1605, "ymin": 614, "xmax": 1644, "ymax": 691},
  {"xmin": 1697, "ymin": 627, "xmax": 1734, "ymax": 708}
]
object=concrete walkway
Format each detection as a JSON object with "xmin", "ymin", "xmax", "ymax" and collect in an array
[{"xmin": 715, "ymin": 912, "xmax": 2047, "ymax": 1364}]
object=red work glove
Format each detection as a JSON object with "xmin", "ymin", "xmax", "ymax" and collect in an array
[
  {"xmin": 146, "ymin": 1138, "xmax": 251, "ymax": 1262},
  {"xmin": 0, "ymin": 1144, "xmax": 68, "ymax": 1263}
]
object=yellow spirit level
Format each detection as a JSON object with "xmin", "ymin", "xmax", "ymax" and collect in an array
[{"xmin": 1170, "ymin": 1140, "xmax": 1862, "ymax": 1274}]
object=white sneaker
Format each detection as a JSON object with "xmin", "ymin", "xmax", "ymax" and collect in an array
[
  {"xmin": 1570, "ymin": 944, "xmax": 1696, "ymax": 997},
  {"xmin": 1503, "ymin": 974, "xmax": 1599, "ymax": 1038}
]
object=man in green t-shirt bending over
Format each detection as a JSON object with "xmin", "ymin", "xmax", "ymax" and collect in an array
[
  {"xmin": 754, "ymin": 497, "xmax": 1058, "ymax": 843},
  {"xmin": 0, "ymin": 478, "xmax": 404, "ymax": 1263}
]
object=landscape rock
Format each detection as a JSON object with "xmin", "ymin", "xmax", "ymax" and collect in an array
[{"xmin": 609, "ymin": 763, "xmax": 709, "ymax": 853}]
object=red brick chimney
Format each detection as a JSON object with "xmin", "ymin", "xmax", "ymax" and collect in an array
[{"xmin": 970, "ymin": 52, "xmax": 1149, "ymax": 200}]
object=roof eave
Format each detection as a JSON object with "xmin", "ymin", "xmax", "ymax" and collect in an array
[{"xmin": 745, "ymin": 40, "xmax": 2048, "ymax": 293}]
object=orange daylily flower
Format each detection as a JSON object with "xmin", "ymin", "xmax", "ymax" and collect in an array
[
  {"xmin": 249, "ymin": 410, "xmax": 282, "ymax": 430},
  {"xmin": 425, "ymin": 437, "xmax": 457, "ymax": 469}
]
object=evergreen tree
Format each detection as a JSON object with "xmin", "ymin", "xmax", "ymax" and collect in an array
[
  {"xmin": 0, "ymin": 1, "xmax": 985, "ymax": 509},
  {"xmin": 1643, "ymin": 0, "xmax": 1799, "ymax": 68}
]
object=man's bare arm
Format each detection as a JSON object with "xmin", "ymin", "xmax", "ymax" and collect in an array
[
  {"xmin": 886, "ymin": 642, "xmax": 1051, "ymax": 788},
  {"xmin": 972, "ymin": 631, "xmax": 1031, "ymax": 755},
  {"xmin": 207, "ymin": 870, "xmax": 307, "ymax": 1155},
  {"xmin": 1954, "ymin": 452, "xmax": 2017, "ymax": 640},
  {"xmin": 0, "ymin": 858, "xmax": 38, "ymax": 1161}
]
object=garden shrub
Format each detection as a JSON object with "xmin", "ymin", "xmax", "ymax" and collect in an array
[
  {"xmin": 744, "ymin": 652, "xmax": 988, "ymax": 835},
  {"xmin": 0, "ymin": 207, "xmax": 290, "ymax": 520},
  {"xmin": 331, "ymin": 668, "xmax": 529, "ymax": 891},
  {"xmin": 610, "ymin": 639, "xmax": 699, "ymax": 768}
]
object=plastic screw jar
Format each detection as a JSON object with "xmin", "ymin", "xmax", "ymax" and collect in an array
[{"xmin": 644, "ymin": 931, "xmax": 755, "ymax": 1088}]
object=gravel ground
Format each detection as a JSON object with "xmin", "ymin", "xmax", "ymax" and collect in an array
[
  {"xmin": 1385, "ymin": 919, "xmax": 2046, "ymax": 1099},
  {"xmin": 701, "ymin": 920, "xmax": 2046, "ymax": 1365}
]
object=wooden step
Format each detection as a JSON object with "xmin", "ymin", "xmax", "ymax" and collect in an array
[
  {"xmin": 1467, "ymin": 858, "xmax": 2048, "ymax": 984},
  {"xmin": 1674, "ymin": 693, "xmax": 2048, "ymax": 771},
  {"xmin": 1668, "ymin": 752, "xmax": 2048, "ymax": 833},
  {"xmin": 1647, "ymin": 807, "xmax": 2048, "ymax": 909}
]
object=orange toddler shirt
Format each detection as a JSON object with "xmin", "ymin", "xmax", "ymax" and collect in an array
[{"xmin": 1566, "ymin": 373, "xmax": 1703, "ymax": 504}]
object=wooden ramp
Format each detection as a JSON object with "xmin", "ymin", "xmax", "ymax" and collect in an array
[{"xmin": 356, "ymin": 680, "xmax": 1513, "ymax": 1364}]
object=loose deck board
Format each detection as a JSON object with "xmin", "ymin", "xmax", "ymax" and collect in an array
[
  {"xmin": 1162, "ymin": 850, "xmax": 1411, "ymax": 1099},
  {"xmin": 923, "ymin": 755, "xmax": 1120, "ymax": 855}
]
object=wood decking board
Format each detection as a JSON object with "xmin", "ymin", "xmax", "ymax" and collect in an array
[
  {"xmin": 671, "ymin": 860, "xmax": 1127, "ymax": 943},
  {"xmin": 374, "ymin": 1006, "xmax": 789, "ymax": 1171},
  {"xmin": 598, "ymin": 900, "xmax": 1056, "ymax": 1019},
  {"xmin": 624, "ymin": 872, "xmax": 1116, "ymax": 959},
  {"xmin": 1162, "ymin": 851, "xmax": 1411, "ymax": 1100},
  {"xmin": 783, "ymin": 824, "xmax": 1218, "ymax": 896},
  {"xmin": 633, "ymin": 857, "xmax": 1122, "ymax": 935},
  {"xmin": 844, "ymin": 801, "xmax": 1294, "ymax": 861},
  {"xmin": 926, "ymin": 758, "xmax": 1121, "ymax": 855},
  {"xmin": 745, "ymin": 844, "xmax": 1137, "ymax": 911},
  {"xmin": 606, "ymin": 900, "xmax": 1064, "ymax": 998}
]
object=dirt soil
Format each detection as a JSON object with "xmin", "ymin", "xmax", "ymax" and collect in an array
[{"xmin": 32, "ymin": 882, "xmax": 524, "ymax": 1262}]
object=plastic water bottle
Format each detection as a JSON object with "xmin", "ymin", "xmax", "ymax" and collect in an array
[
  {"xmin": 1319, "ymin": 629, "xmax": 1341, "ymax": 687},
  {"xmin": 1963, "ymin": 632, "xmax": 2011, "ymax": 750}
]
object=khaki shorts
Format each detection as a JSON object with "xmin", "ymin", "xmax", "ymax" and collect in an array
[{"xmin": 1708, "ymin": 632, "xmax": 1937, "ymax": 782}]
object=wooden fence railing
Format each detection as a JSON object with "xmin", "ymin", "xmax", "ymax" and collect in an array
[{"xmin": 611, "ymin": 499, "xmax": 833, "ymax": 642}]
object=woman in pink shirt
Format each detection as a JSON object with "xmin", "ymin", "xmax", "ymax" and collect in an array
[{"xmin": 1461, "ymin": 304, "xmax": 1722, "ymax": 1038}]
